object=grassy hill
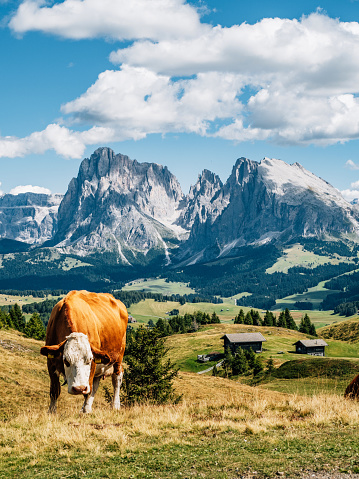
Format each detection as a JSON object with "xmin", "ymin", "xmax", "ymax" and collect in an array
[
  {"xmin": 2, "ymin": 328, "xmax": 359, "ymax": 477},
  {"xmin": 319, "ymin": 317, "xmax": 359, "ymax": 342}
]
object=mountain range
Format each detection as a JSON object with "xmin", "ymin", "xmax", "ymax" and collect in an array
[{"xmin": 1, "ymin": 147, "xmax": 358, "ymax": 267}]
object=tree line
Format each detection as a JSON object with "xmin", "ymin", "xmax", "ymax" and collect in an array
[
  {"xmin": 112, "ymin": 290, "xmax": 223, "ymax": 309},
  {"xmin": 233, "ymin": 308, "xmax": 317, "ymax": 336},
  {"xmin": 0, "ymin": 303, "xmax": 46, "ymax": 340},
  {"xmin": 154, "ymin": 310, "xmax": 221, "ymax": 337}
]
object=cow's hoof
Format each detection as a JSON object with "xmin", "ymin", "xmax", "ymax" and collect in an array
[{"xmin": 81, "ymin": 407, "xmax": 92, "ymax": 414}]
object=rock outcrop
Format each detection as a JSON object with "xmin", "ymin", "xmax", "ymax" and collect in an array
[
  {"xmin": 0, "ymin": 192, "xmax": 62, "ymax": 245},
  {"xmin": 52, "ymin": 147, "xmax": 187, "ymax": 265}
]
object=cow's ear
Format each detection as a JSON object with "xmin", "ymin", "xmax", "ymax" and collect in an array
[
  {"xmin": 91, "ymin": 346, "xmax": 111, "ymax": 364},
  {"xmin": 40, "ymin": 341, "xmax": 66, "ymax": 358}
]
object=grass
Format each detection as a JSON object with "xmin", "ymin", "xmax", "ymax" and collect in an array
[
  {"xmin": 274, "ymin": 280, "xmax": 341, "ymax": 311},
  {"xmin": 127, "ymin": 298, "xmax": 241, "ymax": 325},
  {"xmin": 122, "ymin": 278, "xmax": 196, "ymax": 295},
  {"xmin": 266, "ymin": 243, "xmax": 347, "ymax": 274},
  {"xmin": 2, "ymin": 329, "xmax": 359, "ymax": 477},
  {"xmin": 0, "ymin": 293, "xmax": 62, "ymax": 307}
]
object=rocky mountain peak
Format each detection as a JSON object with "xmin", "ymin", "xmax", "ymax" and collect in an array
[{"xmin": 53, "ymin": 149, "xmax": 187, "ymax": 265}]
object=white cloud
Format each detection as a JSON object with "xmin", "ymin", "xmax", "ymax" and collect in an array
[
  {"xmin": 346, "ymin": 159, "xmax": 359, "ymax": 170},
  {"xmin": 341, "ymin": 189, "xmax": 359, "ymax": 202},
  {"xmin": 10, "ymin": 185, "xmax": 52, "ymax": 195},
  {"xmin": 6, "ymin": 10, "xmax": 359, "ymax": 156},
  {"xmin": 0, "ymin": 124, "xmax": 116, "ymax": 159},
  {"xmin": 9, "ymin": 0, "xmax": 206, "ymax": 41},
  {"xmin": 110, "ymin": 13, "xmax": 359, "ymax": 89},
  {"xmin": 62, "ymin": 66, "xmax": 244, "ymax": 137}
]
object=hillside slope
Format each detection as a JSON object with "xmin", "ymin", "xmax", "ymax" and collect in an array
[{"xmin": 2, "ymin": 329, "xmax": 359, "ymax": 478}]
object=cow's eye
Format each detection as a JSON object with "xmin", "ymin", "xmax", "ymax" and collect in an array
[{"xmin": 64, "ymin": 358, "xmax": 70, "ymax": 367}]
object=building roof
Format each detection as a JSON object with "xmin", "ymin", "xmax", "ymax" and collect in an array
[
  {"xmin": 221, "ymin": 333, "xmax": 266, "ymax": 343},
  {"xmin": 294, "ymin": 339, "xmax": 328, "ymax": 347}
]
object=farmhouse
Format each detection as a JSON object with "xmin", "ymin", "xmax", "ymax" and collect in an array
[
  {"xmin": 294, "ymin": 339, "xmax": 328, "ymax": 356},
  {"xmin": 221, "ymin": 333, "xmax": 266, "ymax": 354}
]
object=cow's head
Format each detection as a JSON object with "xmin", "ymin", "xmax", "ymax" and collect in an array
[{"xmin": 41, "ymin": 332, "xmax": 110, "ymax": 396}]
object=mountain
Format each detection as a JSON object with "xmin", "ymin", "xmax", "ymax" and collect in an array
[
  {"xmin": 177, "ymin": 169, "xmax": 223, "ymax": 230},
  {"xmin": 0, "ymin": 192, "xmax": 63, "ymax": 248},
  {"xmin": 1, "ymin": 149, "xmax": 358, "ymax": 270},
  {"xmin": 52, "ymin": 147, "xmax": 188, "ymax": 265},
  {"xmin": 179, "ymin": 157, "xmax": 359, "ymax": 264}
]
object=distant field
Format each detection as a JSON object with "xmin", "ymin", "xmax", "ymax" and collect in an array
[
  {"xmin": 127, "ymin": 298, "xmax": 346, "ymax": 332},
  {"xmin": 266, "ymin": 243, "xmax": 348, "ymax": 274},
  {"xmin": 123, "ymin": 278, "xmax": 196, "ymax": 295},
  {"xmin": 274, "ymin": 279, "xmax": 341, "ymax": 311},
  {"xmin": 0, "ymin": 293, "xmax": 61, "ymax": 307},
  {"xmin": 127, "ymin": 298, "xmax": 242, "ymax": 325}
]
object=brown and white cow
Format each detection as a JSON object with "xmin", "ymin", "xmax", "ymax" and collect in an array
[
  {"xmin": 40, "ymin": 290, "xmax": 128, "ymax": 413},
  {"xmin": 345, "ymin": 374, "xmax": 359, "ymax": 400}
]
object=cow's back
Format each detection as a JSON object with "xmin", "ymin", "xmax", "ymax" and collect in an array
[
  {"xmin": 46, "ymin": 291, "xmax": 128, "ymax": 361},
  {"xmin": 345, "ymin": 374, "xmax": 359, "ymax": 399}
]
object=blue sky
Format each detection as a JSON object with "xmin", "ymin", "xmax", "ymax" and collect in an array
[{"xmin": 2, "ymin": 0, "xmax": 359, "ymax": 198}]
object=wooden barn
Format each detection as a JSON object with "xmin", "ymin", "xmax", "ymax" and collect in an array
[
  {"xmin": 294, "ymin": 339, "xmax": 328, "ymax": 356},
  {"xmin": 221, "ymin": 333, "xmax": 266, "ymax": 354}
]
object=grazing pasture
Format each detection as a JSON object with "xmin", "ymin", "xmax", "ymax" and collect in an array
[{"xmin": 2, "ymin": 328, "xmax": 359, "ymax": 478}]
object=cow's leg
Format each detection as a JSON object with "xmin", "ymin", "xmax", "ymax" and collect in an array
[
  {"xmin": 81, "ymin": 376, "xmax": 101, "ymax": 414},
  {"xmin": 48, "ymin": 362, "xmax": 61, "ymax": 414},
  {"xmin": 112, "ymin": 368, "xmax": 124, "ymax": 410}
]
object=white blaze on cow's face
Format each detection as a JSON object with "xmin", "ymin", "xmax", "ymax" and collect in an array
[{"xmin": 63, "ymin": 332, "xmax": 93, "ymax": 395}]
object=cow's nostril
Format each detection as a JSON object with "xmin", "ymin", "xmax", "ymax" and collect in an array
[{"xmin": 72, "ymin": 386, "xmax": 87, "ymax": 395}]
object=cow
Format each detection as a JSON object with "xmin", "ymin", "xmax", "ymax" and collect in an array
[
  {"xmin": 40, "ymin": 290, "xmax": 128, "ymax": 413},
  {"xmin": 345, "ymin": 374, "xmax": 359, "ymax": 400}
]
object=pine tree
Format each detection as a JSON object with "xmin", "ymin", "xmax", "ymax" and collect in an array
[
  {"xmin": 9, "ymin": 304, "xmax": 26, "ymax": 332},
  {"xmin": 231, "ymin": 348, "xmax": 249, "ymax": 375},
  {"xmin": 234, "ymin": 309, "xmax": 245, "ymax": 324},
  {"xmin": 284, "ymin": 308, "xmax": 297, "ymax": 331},
  {"xmin": 244, "ymin": 311, "xmax": 253, "ymax": 325},
  {"xmin": 211, "ymin": 312, "xmax": 220, "ymax": 324},
  {"xmin": 250, "ymin": 309, "xmax": 262, "ymax": 326},
  {"xmin": 252, "ymin": 356, "xmax": 264, "ymax": 376},
  {"xmin": 24, "ymin": 312, "xmax": 46, "ymax": 340},
  {"xmin": 222, "ymin": 349, "xmax": 233, "ymax": 378},
  {"xmin": 299, "ymin": 314, "xmax": 317, "ymax": 336},
  {"xmin": 309, "ymin": 323, "xmax": 317, "ymax": 337},
  {"xmin": 244, "ymin": 348, "xmax": 256, "ymax": 369},
  {"xmin": 122, "ymin": 327, "xmax": 181, "ymax": 406},
  {"xmin": 263, "ymin": 310, "xmax": 275, "ymax": 327},
  {"xmin": 277, "ymin": 311, "xmax": 287, "ymax": 329}
]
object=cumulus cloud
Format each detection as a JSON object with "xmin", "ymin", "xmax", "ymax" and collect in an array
[
  {"xmin": 10, "ymin": 185, "xmax": 52, "ymax": 195},
  {"xmin": 5, "ymin": 10, "xmax": 359, "ymax": 157},
  {"xmin": 341, "ymin": 180, "xmax": 359, "ymax": 202},
  {"xmin": 0, "ymin": 124, "xmax": 116, "ymax": 159},
  {"xmin": 9, "ymin": 0, "xmax": 206, "ymax": 40},
  {"xmin": 62, "ymin": 66, "xmax": 244, "ymax": 138},
  {"xmin": 341, "ymin": 189, "xmax": 359, "ymax": 202}
]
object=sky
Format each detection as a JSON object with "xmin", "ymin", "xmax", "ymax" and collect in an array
[{"xmin": 2, "ymin": 0, "xmax": 359, "ymax": 199}]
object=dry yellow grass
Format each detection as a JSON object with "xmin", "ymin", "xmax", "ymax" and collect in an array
[{"xmin": 2, "ymin": 328, "xmax": 359, "ymax": 478}]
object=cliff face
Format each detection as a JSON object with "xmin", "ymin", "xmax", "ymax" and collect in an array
[
  {"xmin": 178, "ymin": 157, "xmax": 359, "ymax": 264},
  {"xmin": 4, "ymin": 148, "xmax": 357, "ymax": 267},
  {"xmin": 0, "ymin": 192, "xmax": 62, "ymax": 245},
  {"xmin": 53, "ymin": 147, "xmax": 187, "ymax": 265}
]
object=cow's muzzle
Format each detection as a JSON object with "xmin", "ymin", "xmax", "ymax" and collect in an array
[{"xmin": 71, "ymin": 385, "xmax": 88, "ymax": 395}]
